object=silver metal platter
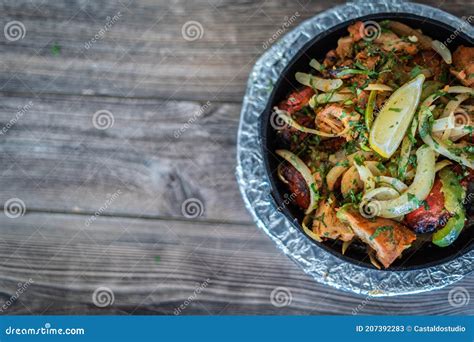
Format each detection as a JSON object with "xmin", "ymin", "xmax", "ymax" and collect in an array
[{"xmin": 236, "ymin": 0, "xmax": 474, "ymax": 296}]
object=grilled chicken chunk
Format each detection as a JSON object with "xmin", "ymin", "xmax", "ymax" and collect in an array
[
  {"xmin": 337, "ymin": 207, "xmax": 416, "ymax": 268},
  {"xmin": 347, "ymin": 21, "xmax": 364, "ymax": 42},
  {"xmin": 315, "ymin": 104, "xmax": 360, "ymax": 141},
  {"xmin": 336, "ymin": 36, "xmax": 353, "ymax": 58},
  {"xmin": 375, "ymin": 32, "xmax": 418, "ymax": 55},
  {"xmin": 313, "ymin": 195, "xmax": 354, "ymax": 242},
  {"xmin": 450, "ymin": 45, "xmax": 474, "ymax": 87},
  {"xmin": 335, "ymin": 21, "xmax": 368, "ymax": 58}
]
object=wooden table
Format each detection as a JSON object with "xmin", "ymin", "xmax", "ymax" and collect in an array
[{"xmin": 0, "ymin": 0, "xmax": 472, "ymax": 315}]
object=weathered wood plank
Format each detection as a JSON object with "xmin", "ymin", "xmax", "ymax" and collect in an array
[
  {"xmin": 0, "ymin": 0, "xmax": 470, "ymax": 102},
  {"xmin": 0, "ymin": 93, "xmax": 250, "ymax": 222},
  {"xmin": 0, "ymin": 0, "xmax": 472, "ymax": 317},
  {"xmin": 0, "ymin": 213, "xmax": 472, "ymax": 315}
]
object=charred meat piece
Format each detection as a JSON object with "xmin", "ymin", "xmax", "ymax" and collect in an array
[
  {"xmin": 323, "ymin": 49, "xmax": 338, "ymax": 68},
  {"xmin": 450, "ymin": 45, "xmax": 474, "ymax": 87},
  {"xmin": 279, "ymin": 162, "xmax": 310, "ymax": 210},
  {"xmin": 278, "ymin": 111, "xmax": 314, "ymax": 149},
  {"xmin": 461, "ymin": 169, "xmax": 474, "ymax": 218},
  {"xmin": 319, "ymin": 137, "xmax": 346, "ymax": 152},
  {"xmin": 460, "ymin": 167, "xmax": 474, "ymax": 188},
  {"xmin": 278, "ymin": 86, "xmax": 315, "ymax": 115},
  {"xmin": 412, "ymin": 50, "xmax": 447, "ymax": 81},
  {"xmin": 337, "ymin": 207, "xmax": 416, "ymax": 268},
  {"xmin": 277, "ymin": 87, "xmax": 316, "ymax": 148},
  {"xmin": 404, "ymin": 177, "xmax": 448, "ymax": 234},
  {"xmin": 313, "ymin": 195, "xmax": 354, "ymax": 241}
]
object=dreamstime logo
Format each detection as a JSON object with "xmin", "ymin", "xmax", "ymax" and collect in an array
[
  {"xmin": 4, "ymin": 21, "xmax": 26, "ymax": 41},
  {"xmin": 4, "ymin": 198, "xmax": 26, "ymax": 218},
  {"xmin": 352, "ymin": 283, "xmax": 387, "ymax": 315},
  {"xmin": 465, "ymin": 193, "xmax": 474, "ymax": 206},
  {"xmin": 85, "ymin": 189, "xmax": 122, "ymax": 227},
  {"xmin": 276, "ymin": 191, "xmax": 299, "ymax": 212},
  {"xmin": 359, "ymin": 21, "xmax": 381, "ymax": 42},
  {"xmin": 92, "ymin": 286, "xmax": 115, "ymax": 307},
  {"xmin": 270, "ymin": 287, "xmax": 292, "ymax": 308},
  {"xmin": 448, "ymin": 287, "xmax": 470, "ymax": 308},
  {"xmin": 0, "ymin": 278, "xmax": 34, "ymax": 313},
  {"xmin": 262, "ymin": 12, "xmax": 300, "ymax": 50},
  {"xmin": 181, "ymin": 198, "xmax": 204, "ymax": 218},
  {"xmin": 269, "ymin": 111, "xmax": 288, "ymax": 131},
  {"xmin": 83, "ymin": 11, "xmax": 122, "ymax": 51},
  {"xmin": 174, "ymin": 100, "xmax": 211, "ymax": 138},
  {"xmin": 181, "ymin": 21, "xmax": 204, "ymax": 42},
  {"xmin": 444, "ymin": 16, "xmax": 474, "ymax": 46},
  {"xmin": 174, "ymin": 278, "xmax": 211, "ymax": 315},
  {"xmin": 359, "ymin": 199, "xmax": 381, "ymax": 219},
  {"xmin": 92, "ymin": 110, "xmax": 115, "ymax": 130},
  {"xmin": 0, "ymin": 100, "xmax": 33, "ymax": 135}
]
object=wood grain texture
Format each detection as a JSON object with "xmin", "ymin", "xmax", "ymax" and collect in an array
[
  {"xmin": 0, "ymin": 93, "xmax": 250, "ymax": 223},
  {"xmin": 0, "ymin": 0, "xmax": 472, "ymax": 315},
  {"xmin": 0, "ymin": 0, "xmax": 470, "ymax": 102},
  {"xmin": 1, "ymin": 212, "xmax": 473, "ymax": 315}
]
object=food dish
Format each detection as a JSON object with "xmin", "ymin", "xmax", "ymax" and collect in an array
[{"xmin": 265, "ymin": 19, "xmax": 473, "ymax": 269}]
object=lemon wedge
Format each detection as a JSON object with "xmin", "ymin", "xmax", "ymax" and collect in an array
[{"xmin": 369, "ymin": 74, "xmax": 425, "ymax": 158}]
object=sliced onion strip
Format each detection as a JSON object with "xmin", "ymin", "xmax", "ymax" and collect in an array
[
  {"xmin": 338, "ymin": 87, "xmax": 353, "ymax": 94},
  {"xmin": 295, "ymin": 72, "xmax": 343, "ymax": 92},
  {"xmin": 309, "ymin": 59, "xmax": 324, "ymax": 72},
  {"xmin": 418, "ymin": 104, "xmax": 474, "ymax": 169},
  {"xmin": 432, "ymin": 116, "xmax": 456, "ymax": 132},
  {"xmin": 442, "ymin": 94, "xmax": 470, "ymax": 118},
  {"xmin": 363, "ymin": 187, "xmax": 400, "ymax": 202},
  {"xmin": 371, "ymin": 145, "xmax": 436, "ymax": 218},
  {"xmin": 326, "ymin": 165, "xmax": 349, "ymax": 191},
  {"xmin": 440, "ymin": 94, "xmax": 470, "ymax": 140},
  {"xmin": 374, "ymin": 176, "xmax": 408, "ymax": 193},
  {"xmin": 302, "ymin": 214, "xmax": 322, "ymax": 242},
  {"xmin": 277, "ymin": 164, "xmax": 289, "ymax": 184},
  {"xmin": 398, "ymin": 117, "xmax": 418, "ymax": 181},
  {"xmin": 435, "ymin": 160, "xmax": 452, "ymax": 172},
  {"xmin": 364, "ymin": 84, "xmax": 393, "ymax": 92},
  {"xmin": 316, "ymin": 92, "xmax": 352, "ymax": 104},
  {"xmin": 342, "ymin": 240, "xmax": 352, "ymax": 255},
  {"xmin": 354, "ymin": 162, "xmax": 375, "ymax": 192},
  {"xmin": 445, "ymin": 86, "xmax": 474, "ymax": 95},
  {"xmin": 431, "ymin": 40, "xmax": 452, "ymax": 64}
]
